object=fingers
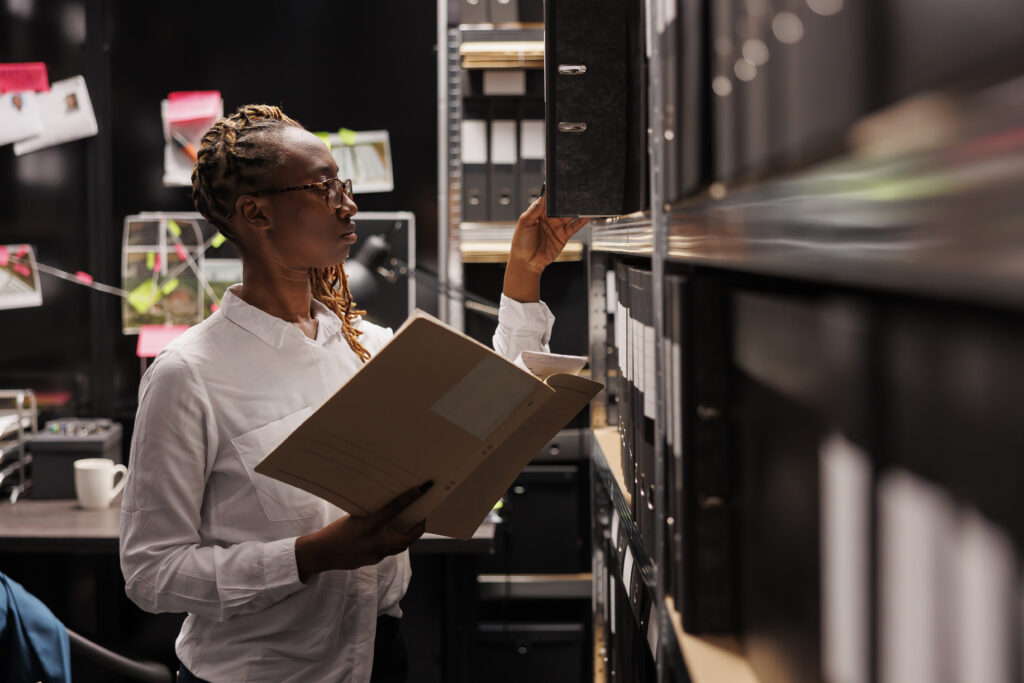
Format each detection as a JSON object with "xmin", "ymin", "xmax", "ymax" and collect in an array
[
  {"xmin": 519, "ymin": 193, "xmax": 546, "ymax": 223},
  {"xmin": 380, "ymin": 519, "xmax": 427, "ymax": 559},
  {"xmin": 373, "ymin": 480, "xmax": 433, "ymax": 525}
]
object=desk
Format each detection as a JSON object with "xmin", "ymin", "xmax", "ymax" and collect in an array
[
  {"xmin": 0, "ymin": 497, "xmax": 495, "ymax": 553},
  {"xmin": 0, "ymin": 498, "xmax": 495, "ymax": 683}
]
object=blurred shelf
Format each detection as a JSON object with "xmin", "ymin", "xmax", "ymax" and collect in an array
[
  {"xmin": 459, "ymin": 223, "xmax": 585, "ymax": 263},
  {"xmin": 459, "ymin": 37, "xmax": 543, "ymax": 69},
  {"xmin": 460, "ymin": 241, "xmax": 583, "ymax": 263},
  {"xmin": 478, "ymin": 573, "xmax": 592, "ymax": 600},
  {"xmin": 591, "ymin": 426, "xmax": 629, "ymax": 508},
  {"xmin": 665, "ymin": 597, "xmax": 760, "ymax": 683},
  {"xmin": 590, "ymin": 212, "xmax": 655, "ymax": 256}
]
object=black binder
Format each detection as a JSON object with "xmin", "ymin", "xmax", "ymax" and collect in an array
[
  {"xmin": 488, "ymin": 0, "xmax": 518, "ymax": 24},
  {"xmin": 461, "ymin": 117, "xmax": 489, "ymax": 222},
  {"xmin": 518, "ymin": 118, "xmax": 545, "ymax": 209},
  {"xmin": 489, "ymin": 118, "xmax": 519, "ymax": 222},
  {"xmin": 544, "ymin": 0, "xmax": 648, "ymax": 216},
  {"xmin": 460, "ymin": 0, "xmax": 489, "ymax": 24}
]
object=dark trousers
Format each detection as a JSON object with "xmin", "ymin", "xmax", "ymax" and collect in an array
[{"xmin": 177, "ymin": 615, "xmax": 408, "ymax": 683}]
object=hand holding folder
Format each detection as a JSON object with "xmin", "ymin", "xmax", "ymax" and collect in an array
[{"xmin": 255, "ymin": 310, "xmax": 602, "ymax": 539}]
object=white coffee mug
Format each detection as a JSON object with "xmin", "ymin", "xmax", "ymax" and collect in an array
[{"xmin": 73, "ymin": 458, "xmax": 127, "ymax": 510}]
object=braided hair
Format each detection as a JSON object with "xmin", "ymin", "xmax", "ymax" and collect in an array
[{"xmin": 191, "ymin": 104, "xmax": 370, "ymax": 361}]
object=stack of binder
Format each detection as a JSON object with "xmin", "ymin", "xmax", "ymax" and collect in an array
[
  {"xmin": 610, "ymin": 262, "xmax": 657, "ymax": 552},
  {"xmin": 461, "ymin": 109, "xmax": 545, "ymax": 225}
]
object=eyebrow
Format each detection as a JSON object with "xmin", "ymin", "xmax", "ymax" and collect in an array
[{"xmin": 311, "ymin": 164, "xmax": 337, "ymax": 178}]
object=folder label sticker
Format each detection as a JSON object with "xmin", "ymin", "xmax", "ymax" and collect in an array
[
  {"xmin": 431, "ymin": 354, "xmax": 535, "ymax": 441},
  {"xmin": 460, "ymin": 120, "xmax": 488, "ymax": 164}
]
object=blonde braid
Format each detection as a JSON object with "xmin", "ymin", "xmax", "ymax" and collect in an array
[{"xmin": 310, "ymin": 264, "xmax": 371, "ymax": 362}]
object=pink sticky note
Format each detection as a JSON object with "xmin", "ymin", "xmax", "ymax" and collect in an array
[
  {"xmin": 137, "ymin": 324, "xmax": 190, "ymax": 358},
  {"xmin": 15, "ymin": 244, "xmax": 27, "ymax": 258},
  {"xmin": 74, "ymin": 271, "xmax": 94, "ymax": 285},
  {"xmin": 210, "ymin": 302, "xmax": 220, "ymax": 313},
  {"xmin": 0, "ymin": 246, "xmax": 8, "ymax": 267},
  {"xmin": 166, "ymin": 91, "xmax": 222, "ymax": 123},
  {"xmin": 174, "ymin": 242, "xmax": 187, "ymax": 261},
  {"xmin": 0, "ymin": 62, "xmax": 49, "ymax": 94},
  {"xmin": 13, "ymin": 263, "xmax": 30, "ymax": 277},
  {"xmin": 153, "ymin": 253, "xmax": 162, "ymax": 273}
]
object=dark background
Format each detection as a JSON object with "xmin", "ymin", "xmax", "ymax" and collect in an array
[{"xmin": 0, "ymin": 0, "xmax": 440, "ymax": 426}]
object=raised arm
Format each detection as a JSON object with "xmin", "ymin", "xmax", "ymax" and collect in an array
[
  {"xmin": 502, "ymin": 193, "xmax": 588, "ymax": 303},
  {"xmin": 494, "ymin": 194, "xmax": 589, "ymax": 360}
]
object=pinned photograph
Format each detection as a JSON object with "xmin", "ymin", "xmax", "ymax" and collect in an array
[
  {"xmin": 13, "ymin": 75, "xmax": 99, "ymax": 155},
  {"xmin": 320, "ymin": 129, "xmax": 395, "ymax": 193},
  {"xmin": 0, "ymin": 90, "xmax": 44, "ymax": 146},
  {"xmin": 0, "ymin": 244, "xmax": 44, "ymax": 310}
]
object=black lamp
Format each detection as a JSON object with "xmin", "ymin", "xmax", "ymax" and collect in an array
[{"xmin": 345, "ymin": 232, "xmax": 499, "ymax": 320}]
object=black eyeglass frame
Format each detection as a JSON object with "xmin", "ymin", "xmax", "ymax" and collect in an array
[{"xmin": 227, "ymin": 178, "xmax": 353, "ymax": 217}]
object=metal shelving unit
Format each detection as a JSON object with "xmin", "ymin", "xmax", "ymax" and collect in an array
[{"xmin": 0, "ymin": 389, "xmax": 38, "ymax": 503}]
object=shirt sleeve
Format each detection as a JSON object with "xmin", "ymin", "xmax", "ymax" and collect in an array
[
  {"xmin": 492, "ymin": 294, "xmax": 557, "ymax": 361},
  {"xmin": 119, "ymin": 351, "xmax": 305, "ymax": 622}
]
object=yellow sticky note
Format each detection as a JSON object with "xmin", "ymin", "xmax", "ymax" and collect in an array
[
  {"xmin": 211, "ymin": 232, "xmax": 227, "ymax": 248},
  {"xmin": 167, "ymin": 220, "xmax": 181, "ymax": 237},
  {"xmin": 128, "ymin": 280, "xmax": 160, "ymax": 314},
  {"xmin": 146, "ymin": 252, "xmax": 155, "ymax": 270},
  {"xmin": 314, "ymin": 132, "xmax": 332, "ymax": 151},
  {"xmin": 161, "ymin": 278, "xmax": 180, "ymax": 296},
  {"xmin": 338, "ymin": 128, "xmax": 357, "ymax": 146}
]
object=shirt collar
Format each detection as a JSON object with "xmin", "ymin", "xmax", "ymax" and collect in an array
[{"xmin": 219, "ymin": 285, "xmax": 344, "ymax": 348}]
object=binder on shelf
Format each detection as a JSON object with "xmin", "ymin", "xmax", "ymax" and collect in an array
[
  {"xmin": 519, "ymin": 119, "xmax": 545, "ymax": 211},
  {"xmin": 544, "ymin": 0, "xmax": 647, "ymax": 216},
  {"xmin": 664, "ymin": 274, "xmax": 687, "ymax": 609},
  {"xmin": 636, "ymin": 268, "xmax": 656, "ymax": 553},
  {"xmin": 489, "ymin": 118, "xmax": 519, "ymax": 222},
  {"xmin": 628, "ymin": 266, "xmax": 646, "ymax": 533},
  {"xmin": 460, "ymin": 0, "xmax": 489, "ymax": 24},
  {"xmin": 489, "ymin": 0, "xmax": 519, "ymax": 25},
  {"xmin": 461, "ymin": 118, "xmax": 489, "ymax": 222},
  {"xmin": 615, "ymin": 262, "xmax": 634, "ymax": 505},
  {"xmin": 682, "ymin": 277, "xmax": 735, "ymax": 633}
]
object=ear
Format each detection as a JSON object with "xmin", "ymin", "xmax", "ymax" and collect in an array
[{"xmin": 234, "ymin": 194, "xmax": 272, "ymax": 232}]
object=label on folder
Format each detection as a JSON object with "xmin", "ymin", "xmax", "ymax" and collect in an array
[{"xmin": 0, "ymin": 62, "xmax": 49, "ymax": 94}]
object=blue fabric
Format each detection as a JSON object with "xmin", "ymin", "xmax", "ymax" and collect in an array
[{"xmin": 0, "ymin": 572, "xmax": 71, "ymax": 683}]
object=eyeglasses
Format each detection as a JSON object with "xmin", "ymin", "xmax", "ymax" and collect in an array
[{"xmin": 248, "ymin": 177, "xmax": 353, "ymax": 211}]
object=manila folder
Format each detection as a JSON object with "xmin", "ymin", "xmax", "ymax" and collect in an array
[{"xmin": 255, "ymin": 310, "xmax": 602, "ymax": 539}]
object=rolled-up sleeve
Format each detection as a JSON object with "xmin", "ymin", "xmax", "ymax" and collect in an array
[
  {"xmin": 119, "ymin": 352, "xmax": 304, "ymax": 622},
  {"xmin": 492, "ymin": 293, "xmax": 556, "ymax": 360}
]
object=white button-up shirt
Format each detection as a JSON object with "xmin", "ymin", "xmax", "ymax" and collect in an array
[{"xmin": 120, "ymin": 286, "xmax": 555, "ymax": 683}]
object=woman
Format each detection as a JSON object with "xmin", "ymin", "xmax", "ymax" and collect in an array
[{"xmin": 119, "ymin": 104, "xmax": 586, "ymax": 682}]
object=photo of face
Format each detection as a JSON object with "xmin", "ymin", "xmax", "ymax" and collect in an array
[
  {"xmin": 12, "ymin": 94, "xmax": 23, "ymax": 111},
  {"xmin": 65, "ymin": 92, "xmax": 79, "ymax": 112}
]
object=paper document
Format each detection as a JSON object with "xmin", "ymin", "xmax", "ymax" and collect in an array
[
  {"xmin": 13, "ymin": 75, "xmax": 98, "ymax": 155},
  {"xmin": 513, "ymin": 350, "xmax": 588, "ymax": 381},
  {"xmin": 255, "ymin": 310, "xmax": 602, "ymax": 539}
]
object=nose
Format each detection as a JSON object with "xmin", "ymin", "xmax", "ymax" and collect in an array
[{"xmin": 338, "ymin": 192, "xmax": 358, "ymax": 218}]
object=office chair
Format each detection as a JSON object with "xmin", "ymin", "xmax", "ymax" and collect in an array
[
  {"xmin": 68, "ymin": 627, "xmax": 173, "ymax": 682},
  {"xmin": 2, "ymin": 570, "xmax": 173, "ymax": 683}
]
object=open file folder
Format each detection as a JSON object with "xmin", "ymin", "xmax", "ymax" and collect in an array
[{"xmin": 256, "ymin": 310, "xmax": 602, "ymax": 539}]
